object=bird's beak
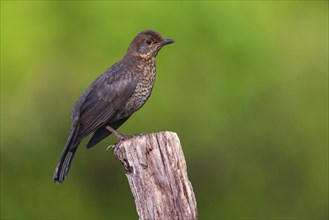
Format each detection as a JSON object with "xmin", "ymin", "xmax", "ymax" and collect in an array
[{"xmin": 161, "ymin": 39, "xmax": 175, "ymax": 46}]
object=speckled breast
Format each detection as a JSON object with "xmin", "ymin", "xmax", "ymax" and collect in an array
[{"xmin": 117, "ymin": 60, "xmax": 156, "ymax": 119}]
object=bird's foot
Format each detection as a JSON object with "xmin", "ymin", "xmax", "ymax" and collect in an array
[
  {"xmin": 107, "ymin": 132, "xmax": 149, "ymax": 150},
  {"xmin": 106, "ymin": 145, "xmax": 114, "ymax": 151},
  {"xmin": 117, "ymin": 132, "xmax": 148, "ymax": 141},
  {"xmin": 131, "ymin": 132, "xmax": 148, "ymax": 138}
]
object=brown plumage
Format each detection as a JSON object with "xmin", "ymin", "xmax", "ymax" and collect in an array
[{"xmin": 53, "ymin": 30, "xmax": 174, "ymax": 183}]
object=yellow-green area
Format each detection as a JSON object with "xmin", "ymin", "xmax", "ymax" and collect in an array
[{"xmin": 1, "ymin": 1, "xmax": 328, "ymax": 219}]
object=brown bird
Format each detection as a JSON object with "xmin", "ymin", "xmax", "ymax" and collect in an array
[{"xmin": 53, "ymin": 30, "xmax": 174, "ymax": 183}]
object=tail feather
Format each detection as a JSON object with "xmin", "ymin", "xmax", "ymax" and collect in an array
[
  {"xmin": 54, "ymin": 150, "xmax": 76, "ymax": 183},
  {"xmin": 53, "ymin": 130, "xmax": 79, "ymax": 184}
]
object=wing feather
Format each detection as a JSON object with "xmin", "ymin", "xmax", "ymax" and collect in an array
[{"xmin": 71, "ymin": 65, "xmax": 138, "ymax": 145}]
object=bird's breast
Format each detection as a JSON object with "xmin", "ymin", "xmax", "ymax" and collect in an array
[{"xmin": 116, "ymin": 61, "xmax": 156, "ymax": 119}]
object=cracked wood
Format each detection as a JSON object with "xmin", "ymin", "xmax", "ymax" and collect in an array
[{"xmin": 113, "ymin": 131, "xmax": 197, "ymax": 220}]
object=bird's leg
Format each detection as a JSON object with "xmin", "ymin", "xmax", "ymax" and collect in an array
[{"xmin": 105, "ymin": 126, "xmax": 129, "ymax": 141}]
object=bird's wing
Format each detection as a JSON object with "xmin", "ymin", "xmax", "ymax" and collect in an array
[{"xmin": 72, "ymin": 67, "xmax": 138, "ymax": 144}]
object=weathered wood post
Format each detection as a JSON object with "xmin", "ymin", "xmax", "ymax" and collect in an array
[{"xmin": 112, "ymin": 131, "xmax": 197, "ymax": 220}]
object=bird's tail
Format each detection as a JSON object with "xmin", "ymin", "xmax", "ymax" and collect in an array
[{"xmin": 53, "ymin": 130, "xmax": 78, "ymax": 184}]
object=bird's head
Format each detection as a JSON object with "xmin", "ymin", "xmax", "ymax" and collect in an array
[{"xmin": 127, "ymin": 30, "xmax": 174, "ymax": 59}]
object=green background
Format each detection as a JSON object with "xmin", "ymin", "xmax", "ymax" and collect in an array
[{"xmin": 1, "ymin": 1, "xmax": 328, "ymax": 219}]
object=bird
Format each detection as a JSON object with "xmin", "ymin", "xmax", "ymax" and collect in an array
[{"xmin": 53, "ymin": 30, "xmax": 174, "ymax": 184}]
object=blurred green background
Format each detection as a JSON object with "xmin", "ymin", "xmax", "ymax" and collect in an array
[{"xmin": 1, "ymin": 1, "xmax": 328, "ymax": 219}]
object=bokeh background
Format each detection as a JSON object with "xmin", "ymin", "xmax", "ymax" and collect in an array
[{"xmin": 1, "ymin": 1, "xmax": 328, "ymax": 219}]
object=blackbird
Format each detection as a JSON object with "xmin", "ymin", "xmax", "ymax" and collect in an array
[{"xmin": 53, "ymin": 30, "xmax": 174, "ymax": 183}]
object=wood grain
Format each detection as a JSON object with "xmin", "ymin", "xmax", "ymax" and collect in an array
[{"xmin": 113, "ymin": 131, "xmax": 197, "ymax": 220}]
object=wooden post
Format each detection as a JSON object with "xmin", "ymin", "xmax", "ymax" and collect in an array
[{"xmin": 112, "ymin": 131, "xmax": 197, "ymax": 220}]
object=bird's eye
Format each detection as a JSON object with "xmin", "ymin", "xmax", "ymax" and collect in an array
[{"xmin": 146, "ymin": 39, "xmax": 152, "ymax": 45}]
